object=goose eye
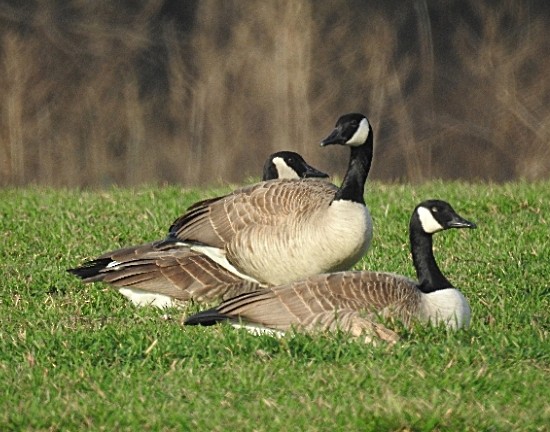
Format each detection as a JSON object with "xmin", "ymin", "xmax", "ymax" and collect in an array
[{"xmin": 431, "ymin": 207, "xmax": 438, "ymax": 212}]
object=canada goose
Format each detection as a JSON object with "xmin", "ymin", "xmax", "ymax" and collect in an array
[
  {"xmin": 67, "ymin": 151, "xmax": 330, "ymax": 308},
  {"xmin": 167, "ymin": 112, "xmax": 374, "ymax": 286},
  {"xmin": 263, "ymin": 151, "xmax": 329, "ymax": 180},
  {"xmin": 185, "ymin": 200, "xmax": 476, "ymax": 341}
]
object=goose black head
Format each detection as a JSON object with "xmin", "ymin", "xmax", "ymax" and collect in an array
[
  {"xmin": 414, "ymin": 200, "xmax": 477, "ymax": 235},
  {"xmin": 320, "ymin": 113, "xmax": 371, "ymax": 148},
  {"xmin": 263, "ymin": 151, "xmax": 329, "ymax": 181}
]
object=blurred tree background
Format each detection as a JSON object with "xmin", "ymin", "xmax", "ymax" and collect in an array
[{"xmin": 0, "ymin": 0, "xmax": 549, "ymax": 187}]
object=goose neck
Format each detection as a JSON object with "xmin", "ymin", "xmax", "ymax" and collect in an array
[
  {"xmin": 410, "ymin": 227, "xmax": 453, "ymax": 293},
  {"xmin": 333, "ymin": 135, "xmax": 373, "ymax": 204}
]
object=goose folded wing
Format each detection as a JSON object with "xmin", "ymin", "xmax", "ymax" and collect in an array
[
  {"xmin": 213, "ymin": 272, "xmax": 420, "ymax": 328},
  {"xmin": 70, "ymin": 240, "xmax": 262, "ymax": 302},
  {"xmin": 168, "ymin": 180, "xmax": 337, "ymax": 247}
]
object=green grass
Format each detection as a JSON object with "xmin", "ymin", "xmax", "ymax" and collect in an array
[{"xmin": 1, "ymin": 182, "xmax": 549, "ymax": 431}]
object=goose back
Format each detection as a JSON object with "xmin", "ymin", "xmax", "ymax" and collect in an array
[{"xmin": 189, "ymin": 271, "xmax": 422, "ymax": 331}]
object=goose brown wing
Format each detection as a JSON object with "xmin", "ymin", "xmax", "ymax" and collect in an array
[
  {"xmin": 168, "ymin": 179, "xmax": 337, "ymax": 248},
  {"xmin": 215, "ymin": 271, "xmax": 420, "ymax": 328},
  {"xmin": 68, "ymin": 240, "xmax": 263, "ymax": 302}
]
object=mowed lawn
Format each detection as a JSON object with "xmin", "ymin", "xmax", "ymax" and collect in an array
[{"xmin": 1, "ymin": 182, "xmax": 549, "ymax": 431}]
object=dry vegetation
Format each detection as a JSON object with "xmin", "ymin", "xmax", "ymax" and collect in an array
[{"xmin": 0, "ymin": 0, "xmax": 549, "ymax": 187}]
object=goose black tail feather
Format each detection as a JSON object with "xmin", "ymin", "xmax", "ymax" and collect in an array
[
  {"xmin": 67, "ymin": 258, "xmax": 112, "ymax": 281},
  {"xmin": 184, "ymin": 309, "xmax": 232, "ymax": 326}
]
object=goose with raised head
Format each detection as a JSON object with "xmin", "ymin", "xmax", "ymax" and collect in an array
[
  {"xmin": 185, "ymin": 200, "xmax": 476, "ymax": 341},
  {"xmin": 70, "ymin": 112, "xmax": 374, "ymax": 305},
  {"xmin": 68, "ymin": 151, "xmax": 330, "ymax": 308},
  {"xmin": 168, "ymin": 112, "xmax": 374, "ymax": 286}
]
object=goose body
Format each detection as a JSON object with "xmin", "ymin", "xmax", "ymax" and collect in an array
[
  {"xmin": 67, "ymin": 132, "xmax": 373, "ymax": 307},
  {"xmin": 168, "ymin": 113, "xmax": 374, "ymax": 285},
  {"xmin": 185, "ymin": 200, "xmax": 476, "ymax": 340},
  {"xmin": 169, "ymin": 178, "xmax": 372, "ymax": 285}
]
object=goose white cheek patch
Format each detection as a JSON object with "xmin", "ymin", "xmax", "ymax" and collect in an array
[
  {"xmin": 417, "ymin": 207, "xmax": 444, "ymax": 234},
  {"xmin": 273, "ymin": 157, "xmax": 299, "ymax": 179},
  {"xmin": 346, "ymin": 118, "xmax": 370, "ymax": 146}
]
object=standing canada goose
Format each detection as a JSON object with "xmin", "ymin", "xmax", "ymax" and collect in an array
[
  {"xmin": 185, "ymin": 200, "xmax": 476, "ymax": 341},
  {"xmin": 167, "ymin": 112, "xmax": 374, "ymax": 286},
  {"xmin": 68, "ymin": 151, "xmax": 330, "ymax": 308}
]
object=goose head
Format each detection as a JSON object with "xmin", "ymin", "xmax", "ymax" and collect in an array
[
  {"xmin": 413, "ymin": 200, "xmax": 477, "ymax": 235},
  {"xmin": 263, "ymin": 151, "xmax": 329, "ymax": 181},
  {"xmin": 320, "ymin": 113, "xmax": 371, "ymax": 148}
]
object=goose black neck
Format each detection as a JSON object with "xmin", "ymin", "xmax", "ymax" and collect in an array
[
  {"xmin": 332, "ymin": 133, "xmax": 373, "ymax": 204},
  {"xmin": 410, "ymin": 222, "xmax": 453, "ymax": 293},
  {"xmin": 262, "ymin": 164, "xmax": 277, "ymax": 181}
]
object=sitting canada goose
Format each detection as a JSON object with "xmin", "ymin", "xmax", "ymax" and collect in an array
[
  {"xmin": 68, "ymin": 151, "xmax": 330, "ymax": 308},
  {"xmin": 71, "ymin": 113, "xmax": 375, "ymax": 307},
  {"xmin": 167, "ymin": 112, "xmax": 374, "ymax": 286},
  {"xmin": 184, "ymin": 200, "xmax": 476, "ymax": 341}
]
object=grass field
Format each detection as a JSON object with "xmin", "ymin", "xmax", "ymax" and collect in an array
[{"xmin": 1, "ymin": 182, "xmax": 549, "ymax": 431}]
